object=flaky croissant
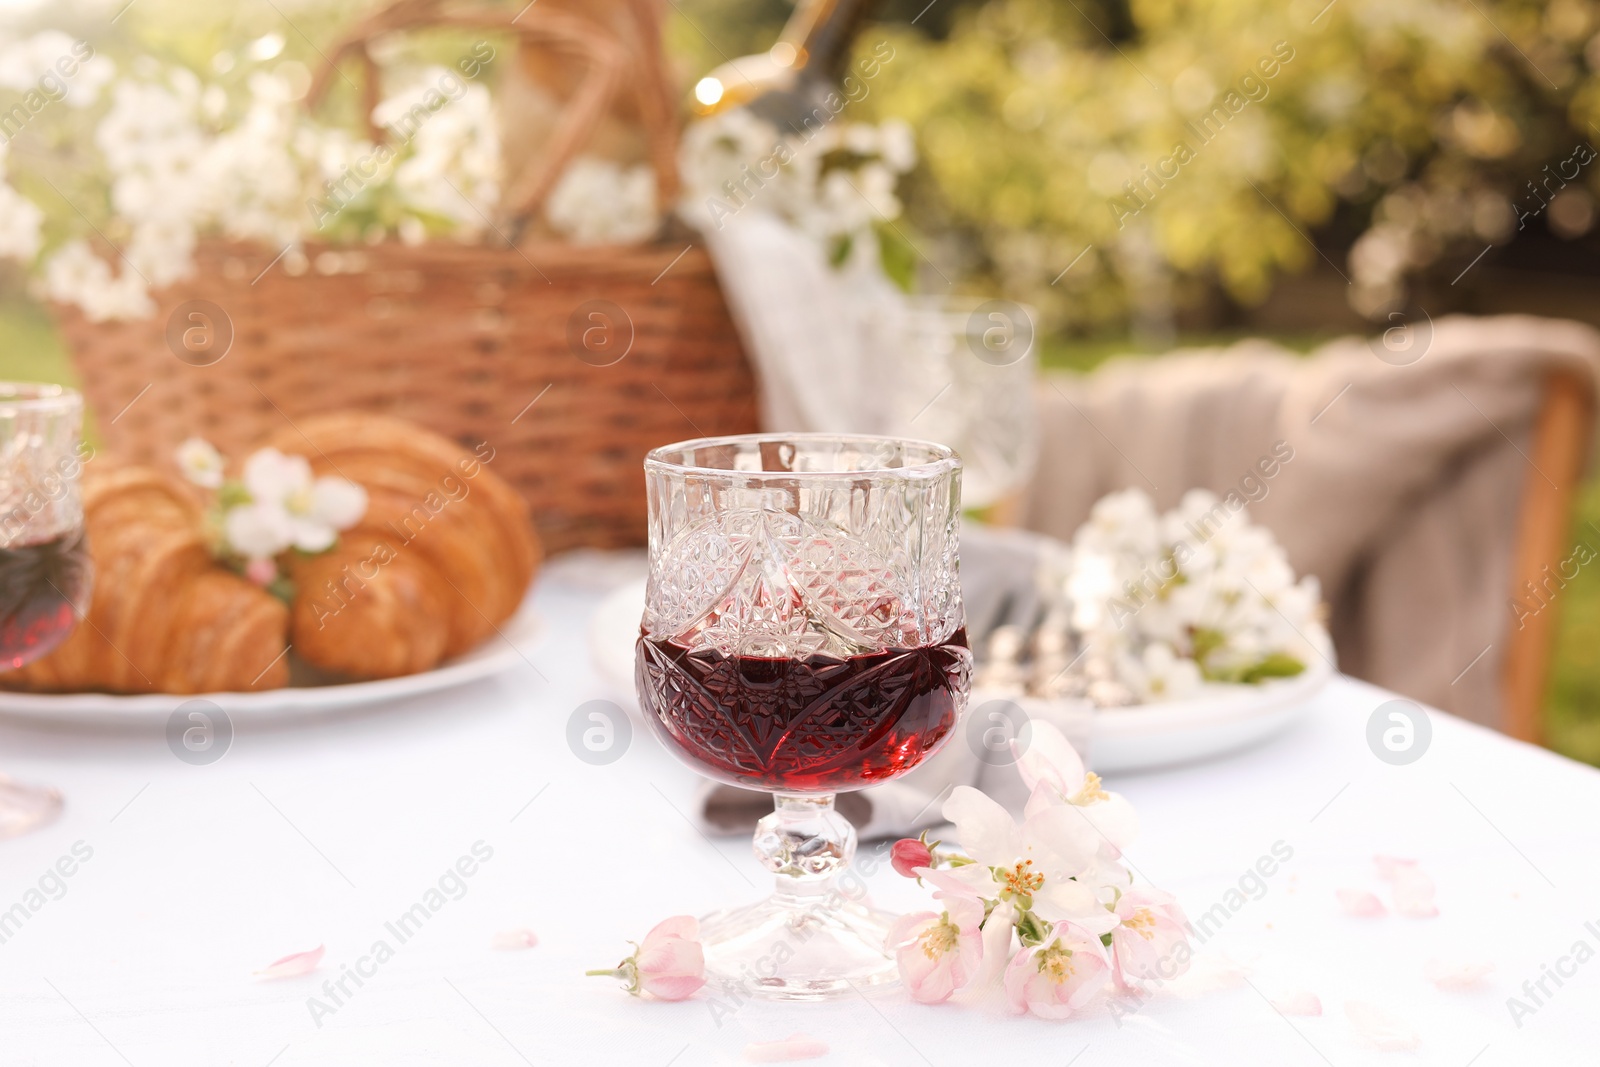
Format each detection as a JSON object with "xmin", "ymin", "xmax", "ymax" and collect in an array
[
  {"xmin": 0, "ymin": 463, "xmax": 290, "ymax": 694},
  {"xmin": 267, "ymin": 413, "xmax": 541, "ymax": 680}
]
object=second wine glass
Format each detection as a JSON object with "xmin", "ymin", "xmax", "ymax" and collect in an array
[{"xmin": 0, "ymin": 383, "xmax": 91, "ymax": 839}]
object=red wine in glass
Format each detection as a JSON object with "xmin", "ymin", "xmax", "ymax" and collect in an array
[
  {"xmin": 0, "ymin": 527, "xmax": 89, "ymax": 670},
  {"xmin": 0, "ymin": 382, "xmax": 87, "ymax": 840},
  {"xmin": 637, "ymin": 628, "xmax": 971, "ymax": 793}
]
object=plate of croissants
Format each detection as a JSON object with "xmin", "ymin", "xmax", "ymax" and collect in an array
[{"xmin": 0, "ymin": 412, "xmax": 543, "ymax": 724}]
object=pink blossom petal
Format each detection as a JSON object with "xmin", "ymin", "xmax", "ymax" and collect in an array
[
  {"xmin": 1425, "ymin": 958, "xmax": 1494, "ymax": 991},
  {"xmin": 1271, "ymin": 990, "xmax": 1323, "ymax": 1016},
  {"xmin": 1346, "ymin": 1000, "xmax": 1420, "ymax": 1051},
  {"xmin": 637, "ymin": 937, "xmax": 704, "ymax": 980},
  {"xmin": 254, "ymin": 944, "xmax": 324, "ymax": 979},
  {"xmin": 641, "ymin": 972, "xmax": 706, "ymax": 1001},
  {"xmin": 1391, "ymin": 868, "xmax": 1438, "ymax": 918},
  {"xmin": 885, "ymin": 910, "xmax": 937, "ymax": 951},
  {"xmin": 1337, "ymin": 889, "xmax": 1386, "ymax": 917},
  {"xmin": 1373, "ymin": 855, "xmax": 1417, "ymax": 881},
  {"xmin": 633, "ymin": 914, "xmax": 706, "ymax": 1000},
  {"xmin": 1167, "ymin": 951, "xmax": 1251, "ymax": 997},
  {"xmin": 490, "ymin": 929, "xmax": 538, "ymax": 951},
  {"xmin": 646, "ymin": 915, "xmax": 700, "ymax": 943},
  {"xmin": 743, "ymin": 1034, "xmax": 830, "ymax": 1062}
]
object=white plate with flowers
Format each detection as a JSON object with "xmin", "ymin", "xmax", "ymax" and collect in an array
[
  {"xmin": 972, "ymin": 487, "xmax": 1336, "ymax": 773},
  {"xmin": 976, "ymin": 654, "xmax": 1333, "ymax": 776}
]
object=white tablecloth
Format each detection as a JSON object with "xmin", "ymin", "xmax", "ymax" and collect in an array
[{"xmin": 2, "ymin": 567, "xmax": 1596, "ymax": 1067}]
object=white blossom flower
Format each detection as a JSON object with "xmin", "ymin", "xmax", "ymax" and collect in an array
[
  {"xmin": 0, "ymin": 31, "xmax": 115, "ymax": 108},
  {"xmin": 0, "ymin": 182, "xmax": 43, "ymax": 262},
  {"xmin": 5, "ymin": 45, "xmax": 916, "ymax": 320},
  {"xmin": 546, "ymin": 157, "xmax": 658, "ymax": 245},
  {"xmin": 377, "ymin": 70, "xmax": 501, "ymax": 234},
  {"xmin": 677, "ymin": 110, "xmax": 914, "ymax": 258},
  {"xmin": 1014, "ymin": 721, "xmax": 1140, "ymax": 856},
  {"xmin": 1122, "ymin": 642, "xmax": 1203, "ymax": 702},
  {"xmin": 224, "ymin": 500, "xmax": 294, "ymax": 560},
  {"xmin": 127, "ymin": 220, "xmax": 198, "ymax": 289},
  {"xmin": 309, "ymin": 477, "xmax": 367, "ymax": 531},
  {"xmin": 878, "ymin": 119, "xmax": 918, "ymax": 173},
  {"xmin": 42, "ymin": 241, "xmax": 154, "ymax": 321},
  {"xmin": 220, "ymin": 448, "xmax": 367, "ymax": 559},
  {"xmin": 175, "ymin": 437, "xmax": 225, "ymax": 488},
  {"xmin": 842, "ymin": 123, "xmax": 878, "ymax": 155},
  {"xmin": 1062, "ymin": 486, "xmax": 1327, "ymax": 702},
  {"xmin": 921, "ymin": 786, "xmax": 1121, "ymax": 936}
]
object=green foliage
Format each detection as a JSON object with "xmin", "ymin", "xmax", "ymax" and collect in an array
[
  {"xmin": 852, "ymin": 0, "xmax": 1600, "ymax": 333},
  {"xmin": 1190, "ymin": 627, "xmax": 1307, "ymax": 684},
  {"xmin": 663, "ymin": 0, "xmax": 793, "ymax": 81},
  {"xmin": 1234, "ymin": 652, "xmax": 1309, "ymax": 685},
  {"xmin": 873, "ymin": 219, "xmax": 918, "ymax": 290}
]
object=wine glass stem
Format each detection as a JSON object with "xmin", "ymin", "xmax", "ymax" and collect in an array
[{"xmin": 754, "ymin": 793, "xmax": 858, "ymax": 907}]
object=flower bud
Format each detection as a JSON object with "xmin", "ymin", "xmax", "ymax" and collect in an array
[
  {"xmin": 890, "ymin": 837, "xmax": 933, "ymax": 878},
  {"xmin": 244, "ymin": 557, "xmax": 278, "ymax": 586}
]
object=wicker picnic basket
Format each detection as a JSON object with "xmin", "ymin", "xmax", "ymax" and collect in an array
[{"xmin": 54, "ymin": 0, "xmax": 759, "ymax": 553}]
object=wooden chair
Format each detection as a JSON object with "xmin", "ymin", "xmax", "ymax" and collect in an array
[{"xmin": 1503, "ymin": 371, "xmax": 1597, "ymax": 744}]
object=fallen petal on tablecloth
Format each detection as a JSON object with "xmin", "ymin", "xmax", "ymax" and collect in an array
[
  {"xmin": 490, "ymin": 929, "xmax": 539, "ymax": 951},
  {"xmin": 1166, "ymin": 951, "xmax": 1253, "ymax": 997},
  {"xmin": 1373, "ymin": 854, "xmax": 1439, "ymax": 916},
  {"xmin": 1373, "ymin": 855, "xmax": 1417, "ymax": 881},
  {"xmin": 254, "ymin": 944, "xmax": 324, "ymax": 980},
  {"xmin": 742, "ymin": 1034, "xmax": 830, "ymax": 1062},
  {"xmin": 1336, "ymin": 889, "xmax": 1386, "ymax": 917},
  {"xmin": 1270, "ymin": 990, "xmax": 1323, "ymax": 1016},
  {"xmin": 1425, "ymin": 958, "xmax": 1494, "ymax": 991},
  {"xmin": 1346, "ymin": 1000, "xmax": 1421, "ymax": 1050},
  {"xmin": 1391, "ymin": 868, "xmax": 1439, "ymax": 918}
]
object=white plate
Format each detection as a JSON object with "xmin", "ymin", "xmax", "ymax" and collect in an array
[
  {"xmin": 975, "ymin": 655, "xmax": 1332, "ymax": 775},
  {"xmin": 0, "ymin": 592, "xmax": 542, "ymax": 726},
  {"xmin": 589, "ymin": 577, "xmax": 1332, "ymax": 773}
]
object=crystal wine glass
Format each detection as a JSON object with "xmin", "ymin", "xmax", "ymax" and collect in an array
[
  {"xmin": 636, "ymin": 433, "xmax": 970, "ymax": 999},
  {"xmin": 0, "ymin": 383, "xmax": 90, "ymax": 839}
]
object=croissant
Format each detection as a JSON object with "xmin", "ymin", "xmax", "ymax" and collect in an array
[
  {"xmin": 267, "ymin": 413, "xmax": 541, "ymax": 680},
  {"xmin": 0, "ymin": 463, "xmax": 290, "ymax": 693}
]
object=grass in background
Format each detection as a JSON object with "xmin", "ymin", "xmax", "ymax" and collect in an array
[
  {"xmin": 1549, "ymin": 477, "xmax": 1600, "ymax": 765},
  {"xmin": 1, "ymin": 305, "xmax": 1593, "ymax": 763},
  {"xmin": 1037, "ymin": 331, "xmax": 1339, "ymax": 374},
  {"xmin": 0, "ymin": 293, "xmax": 72, "ymax": 387}
]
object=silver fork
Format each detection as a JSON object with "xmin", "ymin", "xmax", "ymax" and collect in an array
[{"xmin": 962, "ymin": 523, "xmax": 1134, "ymax": 705}]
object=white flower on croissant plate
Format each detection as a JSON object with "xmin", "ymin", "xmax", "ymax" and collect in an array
[
  {"xmin": 225, "ymin": 448, "xmax": 366, "ymax": 558},
  {"xmin": 175, "ymin": 436, "xmax": 225, "ymax": 488},
  {"xmin": 224, "ymin": 500, "xmax": 293, "ymax": 560}
]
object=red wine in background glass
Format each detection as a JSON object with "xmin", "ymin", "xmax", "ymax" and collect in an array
[
  {"xmin": 0, "ymin": 527, "xmax": 89, "ymax": 669},
  {"xmin": 637, "ymin": 628, "xmax": 971, "ymax": 793}
]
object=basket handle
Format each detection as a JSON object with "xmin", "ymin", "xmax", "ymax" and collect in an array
[{"xmin": 304, "ymin": 0, "xmax": 681, "ymax": 234}]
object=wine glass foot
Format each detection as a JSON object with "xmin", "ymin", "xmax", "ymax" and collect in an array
[
  {"xmin": 698, "ymin": 892, "xmax": 899, "ymax": 1002},
  {"xmin": 0, "ymin": 775, "xmax": 64, "ymax": 840}
]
